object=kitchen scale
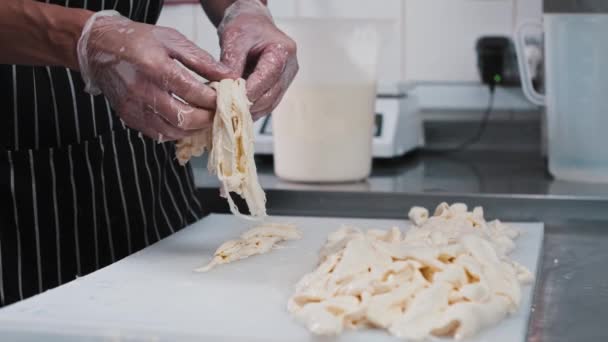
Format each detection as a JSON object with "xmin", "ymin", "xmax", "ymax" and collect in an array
[{"xmin": 254, "ymin": 84, "xmax": 424, "ymax": 159}]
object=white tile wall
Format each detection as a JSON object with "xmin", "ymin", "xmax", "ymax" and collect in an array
[
  {"xmin": 156, "ymin": 2, "xmax": 299, "ymax": 61},
  {"xmin": 404, "ymin": 0, "xmax": 514, "ymax": 82},
  {"xmin": 157, "ymin": 0, "xmax": 542, "ymax": 110},
  {"xmin": 156, "ymin": 4, "xmax": 197, "ymax": 41},
  {"xmin": 192, "ymin": 7, "xmax": 221, "ymax": 60},
  {"xmin": 295, "ymin": 0, "xmax": 402, "ymax": 19},
  {"xmin": 268, "ymin": 0, "xmax": 297, "ymax": 17},
  {"xmin": 514, "ymin": 0, "xmax": 543, "ymax": 24},
  {"xmin": 158, "ymin": 0, "xmax": 541, "ymax": 83}
]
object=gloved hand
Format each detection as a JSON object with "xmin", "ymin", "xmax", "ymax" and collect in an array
[
  {"xmin": 77, "ymin": 11, "xmax": 234, "ymax": 141},
  {"xmin": 218, "ymin": 0, "xmax": 298, "ymax": 119}
]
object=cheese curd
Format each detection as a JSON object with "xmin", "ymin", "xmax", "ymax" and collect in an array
[
  {"xmin": 196, "ymin": 223, "xmax": 301, "ymax": 272},
  {"xmin": 175, "ymin": 79, "xmax": 267, "ymax": 219},
  {"xmin": 288, "ymin": 203, "xmax": 533, "ymax": 340}
]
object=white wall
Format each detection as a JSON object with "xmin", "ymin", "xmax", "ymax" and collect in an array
[
  {"xmin": 157, "ymin": 1, "xmax": 300, "ymax": 61},
  {"xmin": 158, "ymin": 0, "xmax": 404, "ymax": 91},
  {"xmin": 157, "ymin": 0, "xmax": 543, "ymax": 110},
  {"xmin": 514, "ymin": 0, "xmax": 543, "ymax": 23},
  {"xmin": 403, "ymin": 0, "xmax": 542, "ymax": 82},
  {"xmin": 158, "ymin": 0, "xmax": 542, "ymax": 83},
  {"xmin": 404, "ymin": 0, "xmax": 513, "ymax": 82}
]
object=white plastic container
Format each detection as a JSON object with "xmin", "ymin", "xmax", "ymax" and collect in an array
[
  {"xmin": 516, "ymin": 14, "xmax": 608, "ymax": 182},
  {"xmin": 272, "ymin": 19, "xmax": 387, "ymax": 183}
]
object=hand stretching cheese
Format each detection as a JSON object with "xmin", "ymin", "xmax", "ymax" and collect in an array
[
  {"xmin": 287, "ymin": 203, "xmax": 533, "ymax": 340},
  {"xmin": 175, "ymin": 79, "xmax": 267, "ymax": 219}
]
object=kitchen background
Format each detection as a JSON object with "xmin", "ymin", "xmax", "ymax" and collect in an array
[
  {"xmin": 160, "ymin": 0, "xmax": 541, "ymax": 111},
  {"xmin": 3, "ymin": 4, "xmax": 608, "ymax": 340},
  {"xmin": 160, "ymin": 0, "xmax": 545, "ymax": 162},
  {"xmin": 158, "ymin": 0, "xmax": 608, "ymax": 197}
]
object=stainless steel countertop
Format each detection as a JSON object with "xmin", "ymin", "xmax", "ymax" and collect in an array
[
  {"xmin": 193, "ymin": 150, "xmax": 608, "ymax": 342},
  {"xmin": 193, "ymin": 150, "xmax": 608, "ymax": 198}
]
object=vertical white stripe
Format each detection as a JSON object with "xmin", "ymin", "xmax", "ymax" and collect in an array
[
  {"xmin": 139, "ymin": 136, "xmax": 161, "ymax": 242},
  {"xmin": 0, "ymin": 239, "xmax": 4, "ymax": 306},
  {"xmin": 126, "ymin": 130, "xmax": 149, "ymax": 247},
  {"xmin": 29, "ymin": 150, "xmax": 43, "ymax": 293},
  {"xmin": 159, "ymin": 145, "xmax": 187, "ymax": 226},
  {"xmin": 151, "ymin": 144, "xmax": 177, "ymax": 233},
  {"xmin": 128, "ymin": 0, "xmax": 133, "ymax": 18},
  {"xmin": 32, "ymin": 69, "xmax": 39, "ymax": 150},
  {"xmin": 184, "ymin": 165, "xmax": 202, "ymax": 211},
  {"xmin": 101, "ymin": 0, "xmax": 105, "ymax": 10},
  {"xmin": 113, "ymin": 0, "xmax": 119, "ymax": 10},
  {"xmin": 66, "ymin": 70, "xmax": 81, "ymax": 143},
  {"xmin": 98, "ymin": 137, "xmax": 116, "ymax": 262},
  {"xmin": 12, "ymin": 66, "xmax": 18, "ymax": 151},
  {"xmin": 143, "ymin": 0, "xmax": 151, "ymax": 23},
  {"xmin": 111, "ymin": 131, "xmax": 132, "ymax": 254},
  {"xmin": 68, "ymin": 145, "xmax": 81, "ymax": 275},
  {"xmin": 83, "ymin": 0, "xmax": 88, "ymax": 9},
  {"xmin": 84, "ymin": 141, "xmax": 100, "ymax": 269},
  {"xmin": 45, "ymin": 67, "xmax": 62, "ymax": 147},
  {"xmin": 104, "ymin": 98, "xmax": 114, "ymax": 131},
  {"xmin": 49, "ymin": 149, "xmax": 62, "ymax": 284},
  {"xmin": 162, "ymin": 144, "xmax": 199, "ymax": 220},
  {"xmin": 89, "ymin": 95, "xmax": 97, "ymax": 137},
  {"xmin": 8, "ymin": 152, "xmax": 24, "ymax": 300}
]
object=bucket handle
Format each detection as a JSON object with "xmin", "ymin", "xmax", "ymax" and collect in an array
[{"xmin": 515, "ymin": 21, "xmax": 545, "ymax": 106}]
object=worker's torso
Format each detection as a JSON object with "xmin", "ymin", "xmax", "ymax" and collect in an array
[{"xmin": 0, "ymin": 0, "xmax": 204, "ymax": 307}]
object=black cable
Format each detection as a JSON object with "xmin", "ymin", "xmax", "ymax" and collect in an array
[{"xmin": 428, "ymin": 85, "xmax": 496, "ymax": 155}]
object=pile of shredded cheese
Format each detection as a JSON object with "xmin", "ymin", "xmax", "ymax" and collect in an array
[
  {"xmin": 196, "ymin": 223, "xmax": 301, "ymax": 272},
  {"xmin": 175, "ymin": 79, "xmax": 267, "ymax": 219},
  {"xmin": 288, "ymin": 203, "xmax": 533, "ymax": 340}
]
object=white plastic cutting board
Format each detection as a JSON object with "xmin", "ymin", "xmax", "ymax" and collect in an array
[{"xmin": 0, "ymin": 214, "xmax": 544, "ymax": 342}]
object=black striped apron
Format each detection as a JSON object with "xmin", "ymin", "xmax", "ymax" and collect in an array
[{"xmin": 0, "ymin": 0, "xmax": 203, "ymax": 307}]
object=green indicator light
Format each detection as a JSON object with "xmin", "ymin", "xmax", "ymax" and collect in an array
[{"xmin": 494, "ymin": 74, "xmax": 502, "ymax": 83}]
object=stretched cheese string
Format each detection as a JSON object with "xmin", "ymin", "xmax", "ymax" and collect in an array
[{"xmin": 175, "ymin": 79, "xmax": 267, "ymax": 220}]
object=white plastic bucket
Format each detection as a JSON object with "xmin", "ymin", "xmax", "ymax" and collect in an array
[{"xmin": 272, "ymin": 18, "xmax": 388, "ymax": 183}]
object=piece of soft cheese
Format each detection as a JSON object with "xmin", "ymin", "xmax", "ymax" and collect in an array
[
  {"xmin": 175, "ymin": 78, "xmax": 267, "ymax": 220},
  {"xmin": 196, "ymin": 223, "xmax": 301, "ymax": 272},
  {"xmin": 288, "ymin": 203, "xmax": 533, "ymax": 340}
]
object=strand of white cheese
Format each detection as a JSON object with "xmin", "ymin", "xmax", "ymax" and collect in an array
[
  {"xmin": 175, "ymin": 79, "xmax": 267, "ymax": 219},
  {"xmin": 196, "ymin": 223, "xmax": 301, "ymax": 272}
]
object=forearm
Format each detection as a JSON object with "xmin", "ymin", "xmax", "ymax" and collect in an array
[
  {"xmin": 201, "ymin": 0, "xmax": 267, "ymax": 27},
  {"xmin": 0, "ymin": 0, "xmax": 92, "ymax": 70}
]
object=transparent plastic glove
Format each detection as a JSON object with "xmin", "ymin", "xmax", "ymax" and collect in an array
[
  {"xmin": 218, "ymin": 0, "xmax": 298, "ymax": 119},
  {"xmin": 77, "ymin": 11, "xmax": 234, "ymax": 141}
]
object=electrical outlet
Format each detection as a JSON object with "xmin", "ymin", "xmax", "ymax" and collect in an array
[{"xmin": 476, "ymin": 36, "xmax": 520, "ymax": 88}]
